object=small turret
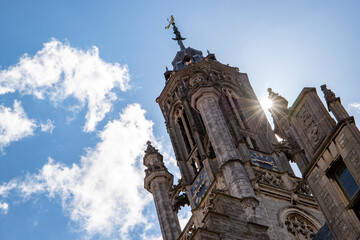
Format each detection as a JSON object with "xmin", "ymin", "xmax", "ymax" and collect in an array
[{"xmin": 143, "ymin": 141, "xmax": 181, "ymax": 240}]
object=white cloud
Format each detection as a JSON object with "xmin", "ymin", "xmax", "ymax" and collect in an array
[
  {"xmin": 0, "ymin": 100, "xmax": 36, "ymax": 149},
  {"xmin": 0, "ymin": 39, "xmax": 130, "ymax": 132},
  {"xmin": 0, "ymin": 104, "xmax": 156, "ymax": 239},
  {"xmin": 0, "ymin": 202, "xmax": 8, "ymax": 214},
  {"xmin": 40, "ymin": 119, "xmax": 55, "ymax": 133},
  {"xmin": 349, "ymin": 102, "xmax": 360, "ymax": 113},
  {"xmin": 0, "ymin": 180, "xmax": 17, "ymax": 197}
]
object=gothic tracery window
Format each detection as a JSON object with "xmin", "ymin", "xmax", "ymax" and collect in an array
[{"xmin": 285, "ymin": 214, "xmax": 316, "ymax": 240}]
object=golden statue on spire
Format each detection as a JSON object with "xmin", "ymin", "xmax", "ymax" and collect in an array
[
  {"xmin": 165, "ymin": 15, "xmax": 175, "ymax": 29},
  {"xmin": 165, "ymin": 15, "xmax": 186, "ymax": 50}
]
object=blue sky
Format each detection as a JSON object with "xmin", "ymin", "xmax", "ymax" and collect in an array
[{"xmin": 0, "ymin": 1, "xmax": 360, "ymax": 239}]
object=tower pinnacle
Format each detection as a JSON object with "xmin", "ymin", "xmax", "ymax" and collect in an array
[{"xmin": 165, "ymin": 15, "xmax": 186, "ymax": 50}]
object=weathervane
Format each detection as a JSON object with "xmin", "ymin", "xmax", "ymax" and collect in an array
[{"xmin": 165, "ymin": 15, "xmax": 186, "ymax": 50}]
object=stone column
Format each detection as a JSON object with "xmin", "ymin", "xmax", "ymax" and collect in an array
[
  {"xmin": 191, "ymin": 88, "xmax": 256, "ymax": 200},
  {"xmin": 143, "ymin": 142, "xmax": 181, "ymax": 240},
  {"xmin": 150, "ymin": 179, "xmax": 181, "ymax": 240}
]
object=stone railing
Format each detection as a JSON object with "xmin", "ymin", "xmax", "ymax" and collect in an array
[{"xmin": 179, "ymin": 216, "xmax": 196, "ymax": 240}]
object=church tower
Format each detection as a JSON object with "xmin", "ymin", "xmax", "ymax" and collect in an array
[{"xmin": 144, "ymin": 17, "xmax": 325, "ymax": 240}]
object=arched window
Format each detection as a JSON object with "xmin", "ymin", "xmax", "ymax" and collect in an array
[
  {"xmin": 278, "ymin": 207, "xmax": 322, "ymax": 240},
  {"xmin": 222, "ymin": 88, "xmax": 249, "ymax": 130},
  {"xmin": 175, "ymin": 106, "xmax": 195, "ymax": 154}
]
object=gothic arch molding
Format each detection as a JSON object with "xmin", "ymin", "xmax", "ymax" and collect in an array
[
  {"xmin": 278, "ymin": 206, "xmax": 322, "ymax": 240},
  {"xmin": 187, "ymin": 69, "xmax": 209, "ymax": 81},
  {"xmin": 168, "ymin": 102, "xmax": 184, "ymax": 122},
  {"xmin": 188, "ymin": 72, "xmax": 208, "ymax": 87},
  {"xmin": 221, "ymin": 81, "xmax": 248, "ymax": 98},
  {"xmin": 278, "ymin": 206, "xmax": 322, "ymax": 229}
]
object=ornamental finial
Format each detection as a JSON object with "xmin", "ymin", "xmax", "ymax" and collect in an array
[
  {"xmin": 320, "ymin": 84, "xmax": 337, "ymax": 103},
  {"xmin": 165, "ymin": 15, "xmax": 186, "ymax": 50}
]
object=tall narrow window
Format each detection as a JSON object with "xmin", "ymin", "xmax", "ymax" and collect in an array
[
  {"xmin": 175, "ymin": 106, "xmax": 195, "ymax": 154},
  {"xmin": 335, "ymin": 161, "xmax": 359, "ymax": 199},
  {"xmin": 177, "ymin": 117, "xmax": 191, "ymax": 153},
  {"xmin": 183, "ymin": 111, "xmax": 195, "ymax": 147},
  {"xmin": 223, "ymin": 88, "xmax": 248, "ymax": 130}
]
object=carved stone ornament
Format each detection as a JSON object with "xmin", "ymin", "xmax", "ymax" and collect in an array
[
  {"xmin": 189, "ymin": 74, "xmax": 207, "ymax": 86},
  {"xmin": 180, "ymin": 220, "xmax": 196, "ymax": 240},
  {"xmin": 285, "ymin": 214, "xmax": 316, "ymax": 240},
  {"xmin": 201, "ymin": 187, "xmax": 225, "ymax": 216},
  {"xmin": 294, "ymin": 180, "xmax": 312, "ymax": 197},
  {"xmin": 221, "ymin": 71, "xmax": 231, "ymax": 82},
  {"xmin": 144, "ymin": 141, "xmax": 159, "ymax": 155},
  {"xmin": 273, "ymin": 140, "xmax": 293, "ymax": 161},
  {"xmin": 254, "ymin": 169, "xmax": 285, "ymax": 188},
  {"xmin": 169, "ymin": 179, "xmax": 190, "ymax": 212},
  {"xmin": 320, "ymin": 84, "xmax": 337, "ymax": 104},
  {"xmin": 296, "ymin": 104, "xmax": 322, "ymax": 149},
  {"xmin": 273, "ymin": 136, "xmax": 302, "ymax": 162},
  {"xmin": 241, "ymin": 198, "xmax": 258, "ymax": 221},
  {"xmin": 175, "ymin": 105, "xmax": 184, "ymax": 117}
]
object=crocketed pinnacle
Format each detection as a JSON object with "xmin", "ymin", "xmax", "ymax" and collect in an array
[
  {"xmin": 320, "ymin": 84, "xmax": 337, "ymax": 104},
  {"xmin": 144, "ymin": 141, "xmax": 159, "ymax": 155}
]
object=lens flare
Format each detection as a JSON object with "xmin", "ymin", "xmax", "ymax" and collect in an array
[{"xmin": 260, "ymin": 98, "xmax": 273, "ymax": 110}]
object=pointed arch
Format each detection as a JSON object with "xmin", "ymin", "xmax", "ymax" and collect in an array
[{"xmin": 278, "ymin": 206, "xmax": 323, "ymax": 240}]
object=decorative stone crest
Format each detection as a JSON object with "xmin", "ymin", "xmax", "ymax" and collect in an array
[{"xmin": 296, "ymin": 104, "xmax": 322, "ymax": 149}]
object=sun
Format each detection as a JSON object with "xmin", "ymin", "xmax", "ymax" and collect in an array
[{"xmin": 260, "ymin": 97, "xmax": 273, "ymax": 111}]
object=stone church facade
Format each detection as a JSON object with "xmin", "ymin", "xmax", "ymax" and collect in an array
[{"xmin": 143, "ymin": 20, "xmax": 360, "ymax": 240}]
